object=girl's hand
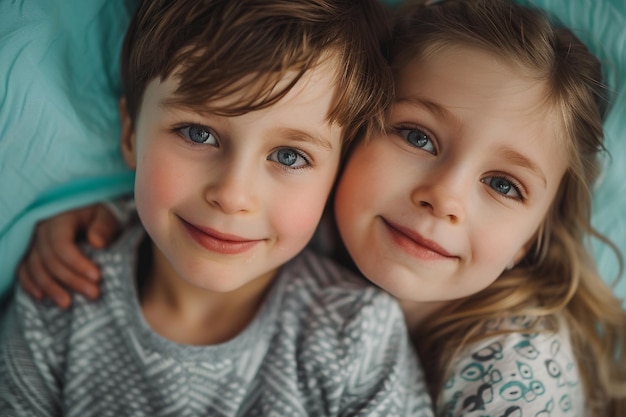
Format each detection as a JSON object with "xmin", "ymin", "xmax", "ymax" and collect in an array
[{"xmin": 18, "ymin": 204, "xmax": 120, "ymax": 309}]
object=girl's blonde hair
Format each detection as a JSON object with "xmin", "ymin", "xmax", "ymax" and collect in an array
[{"xmin": 393, "ymin": 1, "xmax": 626, "ymax": 415}]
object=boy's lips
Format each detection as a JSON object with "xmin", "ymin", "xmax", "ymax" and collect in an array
[
  {"xmin": 180, "ymin": 218, "xmax": 262, "ymax": 255},
  {"xmin": 381, "ymin": 218, "xmax": 457, "ymax": 260}
]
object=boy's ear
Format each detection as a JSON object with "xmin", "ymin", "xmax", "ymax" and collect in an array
[{"xmin": 119, "ymin": 98, "xmax": 137, "ymax": 169}]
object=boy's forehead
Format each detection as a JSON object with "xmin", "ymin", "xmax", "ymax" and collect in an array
[
  {"xmin": 148, "ymin": 58, "xmax": 342, "ymax": 124},
  {"xmin": 139, "ymin": 59, "xmax": 344, "ymax": 148}
]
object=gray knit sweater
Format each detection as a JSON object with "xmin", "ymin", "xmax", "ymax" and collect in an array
[{"xmin": 0, "ymin": 225, "xmax": 433, "ymax": 417}]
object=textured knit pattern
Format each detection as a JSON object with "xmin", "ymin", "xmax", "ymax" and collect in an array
[
  {"xmin": 437, "ymin": 316, "xmax": 584, "ymax": 417},
  {"xmin": 0, "ymin": 225, "xmax": 433, "ymax": 417}
]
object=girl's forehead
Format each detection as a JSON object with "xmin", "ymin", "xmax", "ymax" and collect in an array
[
  {"xmin": 396, "ymin": 44, "xmax": 562, "ymax": 129},
  {"xmin": 392, "ymin": 44, "xmax": 570, "ymax": 187}
]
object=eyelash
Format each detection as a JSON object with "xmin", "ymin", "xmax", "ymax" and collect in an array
[
  {"xmin": 393, "ymin": 124, "xmax": 438, "ymax": 155},
  {"xmin": 392, "ymin": 123, "xmax": 527, "ymax": 202},
  {"xmin": 173, "ymin": 123, "xmax": 218, "ymax": 147},
  {"xmin": 482, "ymin": 174, "xmax": 526, "ymax": 203},
  {"xmin": 172, "ymin": 123, "xmax": 313, "ymax": 170},
  {"xmin": 269, "ymin": 148, "xmax": 312, "ymax": 171}
]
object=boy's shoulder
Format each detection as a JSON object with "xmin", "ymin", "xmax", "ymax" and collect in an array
[
  {"xmin": 274, "ymin": 248, "xmax": 404, "ymax": 342},
  {"xmin": 262, "ymin": 250, "xmax": 429, "ymax": 416},
  {"xmin": 285, "ymin": 248, "xmax": 377, "ymax": 289},
  {"xmin": 282, "ymin": 248, "xmax": 397, "ymax": 310}
]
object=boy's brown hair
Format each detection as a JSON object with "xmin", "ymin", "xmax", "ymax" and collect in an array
[{"xmin": 121, "ymin": 0, "xmax": 393, "ymax": 145}]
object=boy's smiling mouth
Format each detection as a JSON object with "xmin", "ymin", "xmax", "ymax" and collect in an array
[
  {"xmin": 380, "ymin": 218, "xmax": 458, "ymax": 261},
  {"xmin": 179, "ymin": 217, "xmax": 263, "ymax": 255}
]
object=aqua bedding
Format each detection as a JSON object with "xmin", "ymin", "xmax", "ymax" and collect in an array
[{"xmin": 1, "ymin": 0, "xmax": 625, "ymax": 306}]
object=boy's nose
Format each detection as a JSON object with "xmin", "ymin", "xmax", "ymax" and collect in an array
[
  {"xmin": 204, "ymin": 163, "xmax": 257, "ymax": 214},
  {"xmin": 411, "ymin": 174, "xmax": 466, "ymax": 224}
]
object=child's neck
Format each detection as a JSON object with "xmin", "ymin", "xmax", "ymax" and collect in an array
[
  {"xmin": 398, "ymin": 299, "xmax": 448, "ymax": 335},
  {"xmin": 138, "ymin": 241, "xmax": 276, "ymax": 346}
]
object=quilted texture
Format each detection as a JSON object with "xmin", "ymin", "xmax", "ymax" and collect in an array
[{"xmin": 0, "ymin": 0, "xmax": 624, "ymax": 305}]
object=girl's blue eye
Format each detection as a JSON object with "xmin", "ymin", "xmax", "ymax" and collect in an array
[
  {"xmin": 482, "ymin": 176, "xmax": 522, "ymax": 199},
  {"xmin": 178, "ymin": 125, "xmax": 217, "ymax": 145},
  {"xmin": 400, "ymin": 128, "xmax": 436, "ymax": 154},
  {"xmin": 268, "ymin": 148, "xmax": 309, "ymax": 168}
]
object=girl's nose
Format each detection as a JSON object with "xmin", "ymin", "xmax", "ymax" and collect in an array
[{"xmin": 411, "ymin": 173, "xmax": 466, "ymax": 224}]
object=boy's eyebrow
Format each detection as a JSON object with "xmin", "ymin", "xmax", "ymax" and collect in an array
[
  {"xmin": 158, "ymin": 101, "xmax": 333, "ymax": 149},
  {"xmin": 277, "ymin": 127, "xmax": 333, "ymax": 150}
]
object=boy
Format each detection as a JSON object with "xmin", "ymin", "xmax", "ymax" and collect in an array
[{"xmin": 0, "ymin": 1, "xmax": 432, "ymax": 415}]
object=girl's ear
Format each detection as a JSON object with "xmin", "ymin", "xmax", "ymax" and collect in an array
[
  {"xmin": 119, "ymin": 98, "xmax": 137, "ymax": 169},
  {"xmin": 511, "ymin": 245, "xmax": 529, "ymax": 268},
  {"xmin": 512, "ymin": 222, "xmax": 546, "ymax": 267}
]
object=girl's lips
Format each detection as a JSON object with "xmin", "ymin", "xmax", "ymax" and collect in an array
[
  {"xmin": 382, "ymin": 218, "xmax": 457, "ymax": 260},
  {"xmin": 180, "ymin": 218, "xmax": 262, "ymax": 255}
]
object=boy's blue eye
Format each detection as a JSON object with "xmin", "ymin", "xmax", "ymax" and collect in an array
[
  {"xmin": 268, "ymin": 148, "xmax": 309, "ymax": 168},
  {"xmin": 179, "ymin": 125, "xmax": 217, "ymax": 145},
  {"xmin": 400, "ymin": 128, "xmax": 436, "ymax": 154},
  {"xmin": 482, "ymin": 176, "xmax": 522, "ymax": 199}
]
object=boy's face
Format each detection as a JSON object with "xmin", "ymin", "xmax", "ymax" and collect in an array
[
  {"xmin": 334, "ymin": 45, "xmax": 568, "ymax": 305},
  {"xmin": 121, "ymin": 59, "xmax": 343, "ymax": 294}
]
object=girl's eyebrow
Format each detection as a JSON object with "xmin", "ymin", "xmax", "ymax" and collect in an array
[
  {"xmin": 396, "ymin": 96, "xmax": 464, "ymax": 130},
  {"xmin": 498, "ymin": 147, "xmax": 547, "ymax": 186},
  {"xmin": 396, "ymin": 96, "xmax": 548, "ymax": 186}
]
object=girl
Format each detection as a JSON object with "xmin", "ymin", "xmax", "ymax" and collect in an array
[{"xmin": 335, "ymin": 0, "xmax": 626, "ymax": 415}]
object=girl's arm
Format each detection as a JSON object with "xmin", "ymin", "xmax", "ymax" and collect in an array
[{"xmin": 18, "ymin": 203, "xmax": 123, "ymax": 309}]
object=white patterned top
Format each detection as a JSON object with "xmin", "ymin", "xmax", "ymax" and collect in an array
[{"xmin": 437, "ymin": 316, "xmax": 585, "ymax": 417}]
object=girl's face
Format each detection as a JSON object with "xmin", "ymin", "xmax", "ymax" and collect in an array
[{"xmin": 334, "ymin": 45, "xmax": 569, "ymax": 307}]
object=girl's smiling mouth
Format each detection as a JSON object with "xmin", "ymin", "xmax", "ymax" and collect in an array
[{"xmin": 381, "ymin": 218, "xmax": 458, "ymax": 261}]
